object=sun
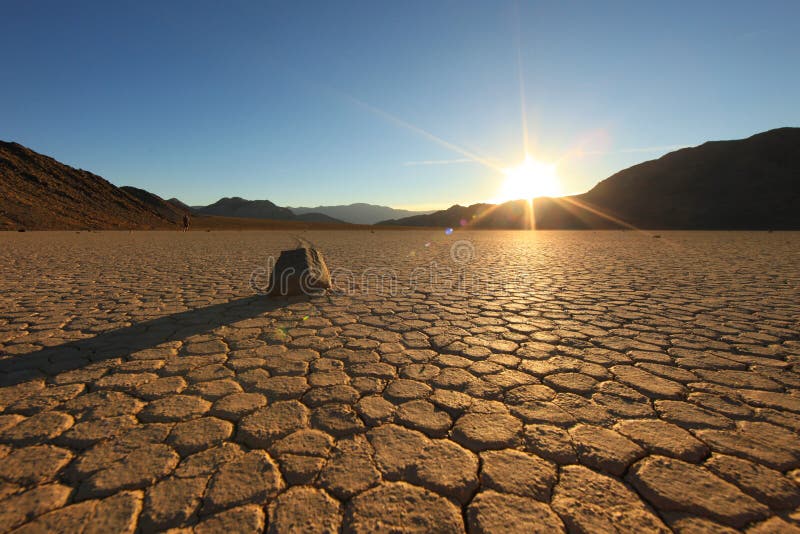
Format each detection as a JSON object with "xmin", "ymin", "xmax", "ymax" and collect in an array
[{"xmin": 493, "ymin": 155, "xmax": 561, "ymax": 202}]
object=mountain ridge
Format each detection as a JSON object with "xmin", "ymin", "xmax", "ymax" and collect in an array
[
  {"xmin": 378, "ymin": 127, "xmax": 800, "ymax": 229},
  {"xmin": 289, "ymin": 203, "xmax": 433, "ymax": 225},
  {"xmin": 3, "ymin": 127, "xmax": 798, "ymax": 230},
  {"xmin": 195, "ymin": 197, "xmax": 343, "ymax": 223},
  {"xmin": 0, "ymin": 141, "xmax": 172, "ymax": 230}
]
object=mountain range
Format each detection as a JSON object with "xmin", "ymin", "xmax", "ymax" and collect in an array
[
  {"xmin": 378, "ymin": 127, "xmax": 800, "ymax": 230},
  {"xmin": 192, "ymin": 197, "xmax": 341, "ymax": 223},
  {"xmin": 0, "ymin": 142, "xmax": 355, "ymax": 230},
  {"xmin": 1, "ymin": 127, "xmax": 798, "ymax": 230},
  {"xmin": 289, "ymin": 203, "xmax": 433, "ymax": 225}
]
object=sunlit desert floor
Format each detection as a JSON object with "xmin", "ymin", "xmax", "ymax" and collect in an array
[{"xmin": 1, "ymin": 230, "xmax": 799, "ymax": 533}]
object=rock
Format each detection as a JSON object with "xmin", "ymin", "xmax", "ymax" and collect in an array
[
  {"xmin": 480, "ymin": 448, "xmax": 556, "ymax": 500},
  {"xmin": 267, "ymin": 247, "xmax": 331, "ymax": 296},
  {"xmin": 552, "ymin": 465, "xmax": 669, "ymax": 533},
  {"xmin": 268, "ymin": 486, "xmax": 342, "ymax": 533},
  {"xmin": 467, "ymin": 490, "xmax": 565, "ymax": 533},
  {"xmin": 343, "ymin": 482, "xmax": 463, "ymax": 533},
  {"xmin": 627, "ymin": 455, "xmax": 769, "ymax": 527}
]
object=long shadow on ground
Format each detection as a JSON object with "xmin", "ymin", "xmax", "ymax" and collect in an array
[{"xmin": 0, "ymin": 295, "xmax": 300, "ymax": 388}]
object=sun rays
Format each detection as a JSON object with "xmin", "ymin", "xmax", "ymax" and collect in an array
[{"xmin": 344, "ymin": 21, "xmax": 648, "ymax": 234}]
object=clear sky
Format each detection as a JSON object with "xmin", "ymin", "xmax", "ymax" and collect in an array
[{"xmin": 1, "ymin": 1, "xmax": 798, "ymax": 209}]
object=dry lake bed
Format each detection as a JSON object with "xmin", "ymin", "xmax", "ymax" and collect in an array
[{"xmin": 1, "ymin": 230, "xmax": 799, "ymax": 533}]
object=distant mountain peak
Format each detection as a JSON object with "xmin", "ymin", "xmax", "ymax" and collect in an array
[
  {"xmin": 195, "ymin": 197, "xmax": 344, "ymax": 223},
  {"xmin": 289, "ymin": 203, "xmax": 434, "ymax": 224}
]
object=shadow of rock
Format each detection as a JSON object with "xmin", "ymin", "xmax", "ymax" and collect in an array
[{"xmin": 0, "ymin": 295, "xmax": 293, "ymax": 388}]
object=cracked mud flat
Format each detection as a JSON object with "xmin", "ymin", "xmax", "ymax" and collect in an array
[{"xmin": 1, "ymin": 230, "xmax": 799, "ymax": 533}]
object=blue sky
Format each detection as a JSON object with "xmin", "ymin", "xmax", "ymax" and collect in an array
[{"xmin": 1, "ymin": 1, "xmax": 798, "ymax": 209}]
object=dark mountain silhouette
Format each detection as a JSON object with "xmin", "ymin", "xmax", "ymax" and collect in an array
[
  {"xmin": 578, "ymin": 127, "xmax": 800, "ymax": 229},
  {"xmin": 379, "ymin": 128, "xmax": 800, "ymax": 229},
  {"xmin": 290, "ymin": 203, "xmax": 433, "ymax": 224},
  {"xmin": 375, "ymin": 199, "xmax": 608, "ymax": 229},
  {"xmin": 196, "ymin": 197, "xmax": 294, "ymax": 219},
  {"xmin": 196, "ymin": 197, "xmax": 343, "ymax": 223},
  {"xmin": 0, "ymin": 141, "xmax": 171, "ymax": 230},
  {"xmin": 121, "ymin": 186, "xmax": 190, "ymax": 224}
]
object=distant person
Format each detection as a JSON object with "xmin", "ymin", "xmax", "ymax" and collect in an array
[{"xmin": 182, "ymin": 214, "xmax": 190, "ymax": 232}]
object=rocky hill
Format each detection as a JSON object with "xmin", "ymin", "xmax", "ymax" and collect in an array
[
  {"xmin": 379, "ymin": 128, "xmax": 800, "ymax": 230},
  {"xmin": 578, "ymin": 127, "xmax": 800, "ymax": 229},
  {"xmin": 0, "ymin": 142, "xmax": 171, "ymax": 230},
  {"xmin": 120, "ymin": 186, "xmax": 189, "ymax": 224}
]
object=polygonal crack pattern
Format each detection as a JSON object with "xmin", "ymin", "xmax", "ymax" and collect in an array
[{"xmin": 0, "ymin": 230, "xmax": 799, "ymax": 532}]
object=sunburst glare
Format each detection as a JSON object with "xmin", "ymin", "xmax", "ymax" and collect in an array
[{"xmin": 492, "ymin": 155, "xmax": 561, "ymax": 202}]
